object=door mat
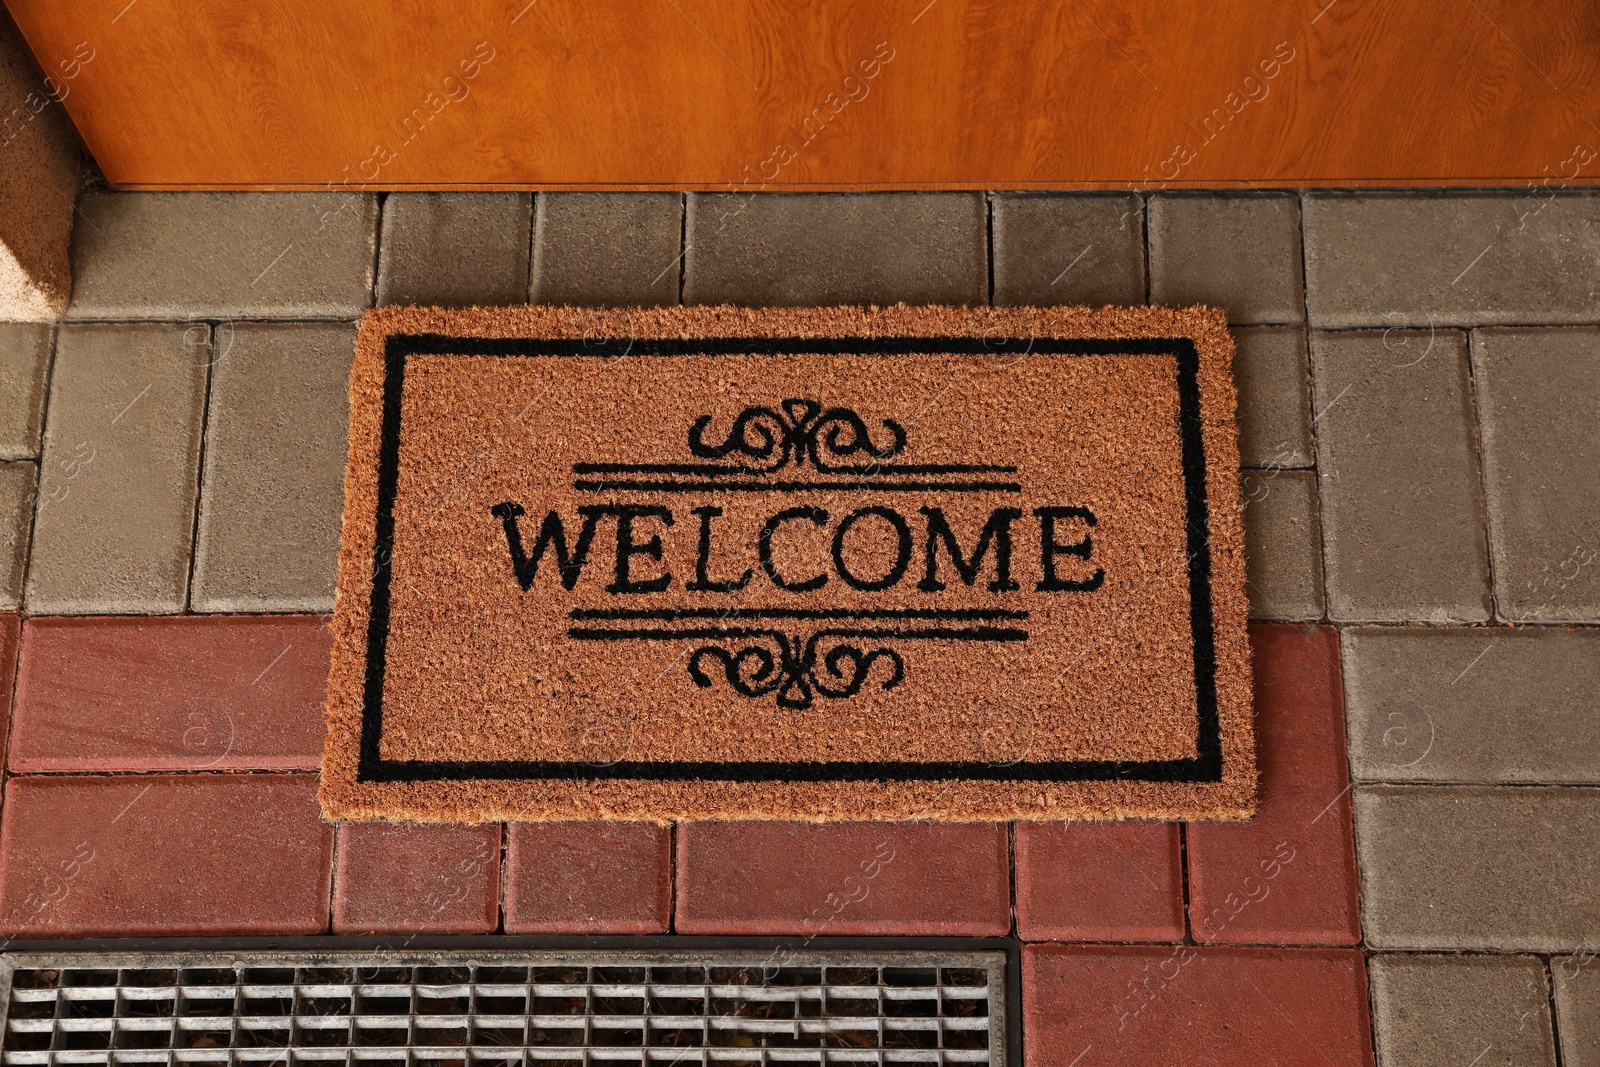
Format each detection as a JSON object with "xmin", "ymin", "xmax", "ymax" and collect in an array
[{"xmin": 320, "ymin": 305, "xmax": 1255, "ymax": 823}]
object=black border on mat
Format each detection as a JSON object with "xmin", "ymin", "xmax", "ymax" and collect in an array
[{"xmin": 356, "ymin": 334, "xmax": 1223, "ymax": 785}]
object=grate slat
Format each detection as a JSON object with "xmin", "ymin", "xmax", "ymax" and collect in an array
[{"xmin": 0, "ymin": 952, "xmax": 1003, "ymax": 1067}]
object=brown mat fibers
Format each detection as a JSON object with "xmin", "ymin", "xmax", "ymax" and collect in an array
[{"xmin": 321, "ymin": 305, "xmax": 1254, "ymax": 823}]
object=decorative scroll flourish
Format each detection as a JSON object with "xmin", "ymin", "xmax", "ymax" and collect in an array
[
  {"xmin": 688, "ymin": 398, "xmax": 906, "ymax": 473},
  {"xmin": 687, "ymin": 629, "xmax": 905, "ymax": 710}
]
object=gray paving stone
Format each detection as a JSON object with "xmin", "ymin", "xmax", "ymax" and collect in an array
[
  {"xmin": 1344, "ymin": 627, "xmax": 1600, "ymax": 785},
  {"xmin": 1310, "ymin": 330, "xmax": 1491, "ymax": 622},
  {"xmin": 377, "ymin": 193, "xmax": 531, "ymax": 307},
  {"xmin": 1232, "ymin": 326, "xmax": 1313, "ymax": 469},
  {"xmin": 1370, "ymin": 955, "xmax": 1556, "ymax": 1067},
  {"xmin": 684, "ymin": 193, "xmax": 986, "ymax": 306},
  {"xmin": 25, "ymin": 324, "xmax": 208, "ymax": 614},
  {"xmin": 1304, "ymin": 192, "xmax": 1600, "ymax": 327},
  {"xmin": 532, "ymin": 193, "xmax": 682, "ymax": 307},
  {"xmin": 991, "ymin": 193, "xmax": 1145, "ymax": 307},
  {"xmin": 66, "ymin": 191, "xmax": 377, "ymax": 320},
  {"xmin": 1556, "ymin": 960, "xmax": 1600, "ymax": 1067},
  {"xmin": 0, "ymin": 461, "xmax": 36, "ymax": 610},
  {"xmin": 1471, "ymin": 328, "xmax": 1600, "ymax": 622},
  {"xmin": 0, "ymin": 323, "xmax": 51, "ymax": 459},
  {"xmin": 1355, "ymin": 786, "xmax": 1600, "ymax": 951},
  {"xmin": 1241, "ymin": 468, "xmax": 1324, "ymax": 620},
  {"xmin": 1147, "ymin": 194, "xmax": 1304, "ymax": 324},
  {"xmin": 191, "ymin": 323, "xmax": 355, "ymax": 613}
]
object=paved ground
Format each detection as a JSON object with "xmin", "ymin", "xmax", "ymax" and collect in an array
[{"xmin": 0, "ymin": 188, "xmax": 1597, "ymax": 1066}]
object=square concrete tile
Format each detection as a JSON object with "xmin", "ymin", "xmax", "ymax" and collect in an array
[
  {"xmin": 504, "ymin": 822, "xmax": 670, "ymax": 934},
  {"xmin": 377, "ymin": 192, "xmax": 532, "ymax": 307},
  {"xmin": 684, "ymin": 192, "xmax": 986, "ymax": 306},
  {"xmin": 1355, "ymin": 785, "xmax": 1600, "ymax": 951},
  {"xmin": 1148, "ymin": 194, "xmax": 1305, "ymax": 324},
  {"xmin": 1241, "ymin": 469, "xmax": 1324, "ymax": 620},
  {"xmin": 0, "ymin": 462, "xmax": 36, "ymax": 610},
  {"xmin": 67, "ymin": 191, "xmax": 377, "ymax": 320},
  {"xmin": 1556, "ymin": 960, "xmax": 1600, "ymax": 1067},
  {"xmin": 991, "ymin": 193, "xmax": 1145, "ymax": 306},
  {"xmin": 1014, "ymin": 822, "xmax": 1184, "ymax": 941},
  {"xmin": 1305, "ymin": 192, "xmax": 1600, "ymax": 327},
  {"xmin": 191, "ymin": 323, "xmax": 354, "ymax": 612},
  {"xmin": 26, "ymin": 324, "xmax": 208, "ymax": 614},
  {"xmin": 1232, "ymin": 326, "xmax": 1313, "ymax": 468},
  {"xmin": 1310, "ymin": 330, "xmax": 1491, "ymax": 622},
  {"xmin": 1370, "ymin": 955, "xmax": 1556, "ymax": 1067},
  {"xmin": 333, "ymin": 822, "xmax": 501, "ymax": 935},
  {"xmin": 532, "ymin": 193, "xmax": 683, "ymax": 307},
  {"xmin": 0, "ymin": 322, "xmax": 51, "ymax": 459},
  {"xmin": 1343, "ymin": 626, "xmax": 1600, "ymax": 784},
  {"xmin": 1471, "ymin": 327, "xmax": 1600, "ymax": 621}
]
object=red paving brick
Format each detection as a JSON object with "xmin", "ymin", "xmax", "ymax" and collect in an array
[
  {"xmin": 0, "ymin": 773, "xmax": 331, "ymax": 937},
  {"xmin": 1024, "ymin": 944, "xmax": 1373, "ymax": 1067},
  {"xmin": 1186, "ymin": 624, "xmax": 1362, "ymax": 945},
  {"xmin": 675, "ymin": 821, "xmax": 1009, "ymax": 936},
  {"xmin": 504, "ymin": 822, "xmax": 670, "ymax": 934},
  {"xmin": 0, "ymin": 614, "xmax": 17, "ymax": 751},
  {"xmin": 334, "ymin": 822, "xmax": 502, "ymax": 935},
  {"xmin": 9, "ymin": 615, "xmax": 330, "ymax": 773},
  {"xmin": 1015, "ymin": 822, "xmax": 1185, "ymax": 941}
]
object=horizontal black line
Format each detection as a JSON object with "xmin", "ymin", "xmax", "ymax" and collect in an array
[
  {"xmin": 364, "ymin": 756, "xmax": 1216, "ymax": 783},
  {"xmin": 391, "ymin": 334, "xmax": 1190, "ymax": 359},
  {"xmin": 568, "ymin": 626, "xmax": 1029, "ymax": 642},
  {"xmin": 569, "ymin": 607, "xmax": 1031, "ymax": 622},
  {"xmin": 572, "ymin": 462, "xmax": 1019, "ymax": 476},
  {"xmin": 572, "ymin": 479, "xmax": 1022, "ymax": 493}
]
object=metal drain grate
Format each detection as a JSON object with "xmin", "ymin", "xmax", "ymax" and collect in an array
[{"xmin": 0, "ymin": 949, "xmax": 1007, "ymax": 1066}]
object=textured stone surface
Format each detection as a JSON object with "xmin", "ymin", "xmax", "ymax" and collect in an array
[
  {"xmin": 1148, "ymin": 194, "xmax": 1305, "ymax": 324},
  {"xmin": 1188, "ymin": 625, "xmax": 1361, "ymax": 945},
  {"xmin": 1305, "ymin": 192, "xmax": 1600, "ymax": 327},
  {"xmin": 25, "ymin": 323, "xmax": 207, "ymax": 614},
  {"xmin": 67, "ymin": 191, "xmax": 376, "ymax": 319},
  {"xmin": 1241, "ymin": 469, "xmax": 1324, "ymax": 620},
  {"xmin": 1370, "ymin": 955, "xmax": 1556, "ymax": 1067},
  {"xmin": 333, "ymin": 822, "xmax": 501, "ymax": 935},
  {"xmin": 504, "ymin": 822, "xmax": 670, "ymax": 934},
  {"xmin": 0, "ymin": 461, "xmax": 33, "ymax": 610},
  {"xmin": 1023, "ymin": 945, "xmax": 1373, "ymax": 1067},
  {"xmin": 1232, "ymin": 326, "xmax": 1313, "ymax": 468},
  {"xmin": 10, "ymin": 615, "xmax": 329, "ymax": 772},
  {"xmin": 1557, "ymin": 961, "xmax": 1600, "ymax": 1067},
  {"xmin": 0, "ymin": 322, "xmax": 51, "ymax": 458},
  {"xmin": 1343, "ymin": 626, "xmax": 1600, "ymax": 784},
  {"xmin": 1014, "ymin": 822, "xmax": 1184, "ymax": 941},
  {"xmin": 1472, "ymin": 327, "xmax": 1600, "ymax": 621},
  {"xmin": 0, "ymin": 773, "xmax": 332, "ymax": 936},
  {"xmin": 1310, "ymin": 330, "xmax": 1491, "ymax": 622},
  {"xmin": 0, "ymin": 615, "xmax": 15, "ymax": 751},
  {"xmin": 377, "ymin": 192, "xmax": 531, "ymax": 307},
  {"xmin": 531, "ymin": 193, "xmax": 683, "ymax": 307},
  {"xmin": 0, "ymin": 15, "xmax": 79, "ymax": 320},
  {"xmin": 991, "ymin": 193, "xmax": 1145, "ymax": 307},
  {"xmin": 684, "ymin": 193, "xmax": 986, "ymax": 306},
  {"xmin": 191, "ymin": 322, "xmax": 354, "ymax": 612},
  {"xmin": 675, "ymin": 821, "xmax": 1008, "ymax": 935},
  {"xmin": 1355, "ymin": 786, "xmax": 1600, "ymax": 950}
]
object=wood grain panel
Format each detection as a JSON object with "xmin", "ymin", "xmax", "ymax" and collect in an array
[{"xmin": 6, "ymin": 0, "xmax": 1599, "ymax": 188}]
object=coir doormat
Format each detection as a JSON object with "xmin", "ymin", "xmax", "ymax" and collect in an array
[{"xmin": 321, "ymin": 305, "xmax": 1255, "ymax": 823}]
